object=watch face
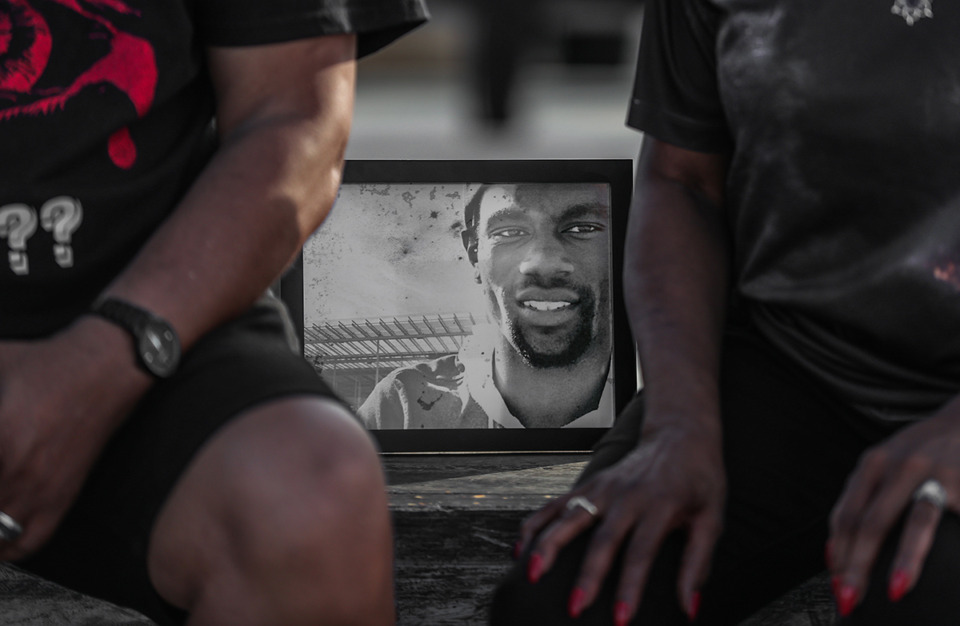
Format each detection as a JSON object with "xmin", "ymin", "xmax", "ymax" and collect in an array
[{"xmin": 138, "ymin": 319, "xmax": 181, "ymax": 378}]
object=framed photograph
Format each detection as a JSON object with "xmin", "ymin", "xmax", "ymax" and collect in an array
[{"xmin": 280, "ymin": 159, "xmax": 636, "ymax": 452}]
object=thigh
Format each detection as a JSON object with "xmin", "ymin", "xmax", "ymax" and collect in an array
[
  {"xmin": 696, "ymin": 325, "xmax": 874, "ymax": 621},
  {"xmin": 16, "ymin": 296, "xmax": 342, "ymax": 626},
  {"xmin": 491, "ymin": 324, "xmax": 884, "ymax": 625}
]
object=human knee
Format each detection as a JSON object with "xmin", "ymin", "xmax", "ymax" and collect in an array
[
  {"xmin": 148, "ymin": 397, "xmax": 393, "ymax": 621},
  {"xmin": 206, "ymin": 399, "xmax": 393, "ymax": 621},
  {"xmin": 223, "ymin": 399, "xmax": 390, "ymax": 562}
]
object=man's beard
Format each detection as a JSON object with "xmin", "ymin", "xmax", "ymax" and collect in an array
[{"xmin": 503, "ymin": 280, "xmax": 607, "ymax": 369}]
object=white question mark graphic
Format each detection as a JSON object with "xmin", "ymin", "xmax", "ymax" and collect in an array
[
  {"xmin": 0, "ymin": 204, "xmax": 39, "ymax": 275},
  {"xmin": 40, "ymin": 197, "xmax": 83, "ymax": 268}
]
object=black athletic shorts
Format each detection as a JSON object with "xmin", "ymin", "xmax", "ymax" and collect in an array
[{"xmin": 17, "ymin": 294, "xmax": 341, "ymax": 625}]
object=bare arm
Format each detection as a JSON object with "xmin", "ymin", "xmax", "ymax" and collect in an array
[
  {"xmin": 69, "ymin": 34, "xmax": 358, "ymax": 433},
  {"xmin": 520, "ymin": 137, "xmax": 732, "ymax": 622},
  {"xmin": 627, "ymin": 137, "xmax": 730, "ymax": 440},
  {"xmin": 103, "ymin": 35, "xmax": 357, "ymax": 350}
]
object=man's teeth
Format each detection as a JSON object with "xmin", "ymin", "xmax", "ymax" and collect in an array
[{"xmin": 523, "ymin": 300, "xmax": 570, "ymax": 311}]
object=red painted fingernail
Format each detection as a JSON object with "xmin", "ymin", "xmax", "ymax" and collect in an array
[
  {"xmin": 527, "ymin": 554, "xmax": 543, "ymax": 584},
  {"xmin": 830, "ymin": 575, "xmax": 842, "ymax": 598},
  {"xmin": 888, "ymin": 569, "xmax": 910, "ymax": 603},
  {"xmin": 613, "ymin": 600, "xmax": 631, "ymax": 626},
  {"xmin": 837, "ymin": 584, "xmax": 858, "ymax": 617},
  {"xmin": 689, "ymin": 591, "xmax": 702, "ymax": 621},
  {"xmin": 568, "ymin": 587, "xmax": 586, "ymax": 619}
]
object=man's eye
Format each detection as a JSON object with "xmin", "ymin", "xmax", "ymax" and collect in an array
[
  {"xmin": 490, "ymin": 228, "xmax": 527, "ymax": 240},
  {"xmin": 564, "ymin": 224, "xmax": 604, "ymax": 235}
]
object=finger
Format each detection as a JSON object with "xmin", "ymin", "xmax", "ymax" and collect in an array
[
  {"xmin": 677, "ymin": 508, "xmax": 723, "ymax": 620},
  {"xmin": 519, "ymin": 496, "xmax": 571, "ymax": 551},
  {"xmin": 605, "ymin": 511, "xmax": 673, "ymax": 625},
  {"xmin": 834, "ymin": 463, "xmax": 928, "ymax": 614},
  {"xmin": 887, "ymin": 491, "xmax": 945, "ymax": 603},
  {"xmin": 830, "ymin": 450, "xmax": 888, "ymax": 572},
  {"xmin": 529, "ymin": 497, "xmax": 603, "ymax": 584}
]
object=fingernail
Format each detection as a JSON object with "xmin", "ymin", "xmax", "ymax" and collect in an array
[
  {"xmin": 837, "ymin": 584, "xmax": 858, "ymax": 617},
  {"xmin": 527, "ymin": 553, "xmax": 543, "ymax": 584},
  {"xmin": 568, "ymin": 587, "xmax": 586, "ymax": 619},
  {"xmin": 613, "ymin": 600, "xmax": 630, "ymax": 626},
  {"xmin": 688, "ymin": 591, "xmax": 702, "ymax": 621},
  {"xmin": 888, "ymin": 569, "xmax": 910, "ymax": 603},
  {"xmin": 830, "ymin": 575, "xmax": 842, "ymax": 598}
]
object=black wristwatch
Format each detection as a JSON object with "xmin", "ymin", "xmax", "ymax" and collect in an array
[{"xmin": 90, "ymin": 297, "xmax": 181, "ymax": 378}]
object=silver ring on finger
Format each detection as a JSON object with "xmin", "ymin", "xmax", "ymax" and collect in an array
[
  {"xmin": 0, "ymin": 511, "xmax": 23, "ymax": 542},
  {"xmin": 566, "ymin": 496, "xmax": 599, "ymax": 517},
  {"xmin": 913, "ymin": 479, "xmax": 947, "ymax": 512}
]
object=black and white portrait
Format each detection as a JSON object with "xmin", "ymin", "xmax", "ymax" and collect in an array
[{"xmin": 302, "ymin": 179, "xmax": 617, "ymax": 431}]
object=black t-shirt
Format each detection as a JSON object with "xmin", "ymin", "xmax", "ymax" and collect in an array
[
  {"xmin": 0, "ymin": 0, "xmax": 427, "ymax": 338},
  {"xmin": 628, "ymin": 0, "xmax": 960, "ymax": 419}
]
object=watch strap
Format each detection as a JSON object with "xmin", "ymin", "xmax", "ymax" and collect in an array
[
  {"xmin": 89, "ymin": 297, "xmax": 181, "ymax": 378},
  {"xmin": 91, "ymin": 297, "xmax": 149, "ymax": 336}
]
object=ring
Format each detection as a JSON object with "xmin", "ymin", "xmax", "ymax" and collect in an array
[
  {"xmin": 913, "ymin": 479, "xmax": 947, "ymax": 511},
  {"xmin": 0, "ymin": 511, "xmax": 22, "ymax": 542},
  {"xmin": 566, "ymin": 496, "xmax": 599, "ymax": 517}
]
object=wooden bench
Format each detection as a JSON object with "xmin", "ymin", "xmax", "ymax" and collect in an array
[{"xmin": 386, "ymin": 453, "xmax": 836, "ymax": 626}]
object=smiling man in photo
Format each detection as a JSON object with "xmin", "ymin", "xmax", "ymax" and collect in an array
[{"xmin": 359, "ymin": 183, "xmax": 614, "ymax": 430}]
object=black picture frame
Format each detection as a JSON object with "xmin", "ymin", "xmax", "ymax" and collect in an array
[{"xmin": 280, "ymin": 159, "xmax": 636, "ymax": 452}]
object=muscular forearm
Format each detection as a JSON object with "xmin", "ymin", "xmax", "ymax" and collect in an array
[
  {"xmin": 103, "ymin": 48, "xmax": 355, "ymax": 351},
  {"xmin": 626, "ymin": 139, "xmax": 731, "ymax": 436},
  {"xmin": 103, "ymin": 108, "xmax": 352, "ymax": 349}
]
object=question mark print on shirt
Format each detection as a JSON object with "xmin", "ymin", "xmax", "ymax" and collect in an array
[
  {"xmin": 0, "ymin": 204, "xmax": 39, "ymax": 275},
  {"xmin": 0, "ymin": 197, "xmax": 83, "ymax": 274},
  {"xmin": 40, "ymin": 197, "xmax": 83, "ymax": 268}
]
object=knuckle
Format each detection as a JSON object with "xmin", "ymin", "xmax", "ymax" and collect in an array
[
  {"xmin": 857, "ymin": 517, "xmax": 887, "ymax": 541},
  {"xmin": 532, "ymin": 525, "xmax": 560, "ymax": 550},
  {"xmin": 901, "ymin": 454, "xmax": 933, "ymax": 476},
  {"xmin": 909, "ymin": 498, "xmax": 941, "ymax": 522},
  {"xmin": 519, "ymin": 514, "xmax": 544, "ymax": 535},
  {"xmin": 831, "ymin": 509, "xmax": 857, "ymax": 534},
  {"xmin": 939, "ymin": 466, "xmax": 960, "ymax": 485},
  {"xmin": 620, "ymin": 558, "xmax": 652, "ymax": 587},
  {"xmin": 859, "ymin": 448, "xmax": 889, "ymax": 472},
  {"xmin": 703, "ymin": 514, "xmax": 725, "ymax": 539},
  {"xmin": 591, "ymin": 524, "xmax": 620, "ymax": 548}
]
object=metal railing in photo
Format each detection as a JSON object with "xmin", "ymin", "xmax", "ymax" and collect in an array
[{"xmin": 304, "ymin": 312, "xmax": 482, "ymax": 409}]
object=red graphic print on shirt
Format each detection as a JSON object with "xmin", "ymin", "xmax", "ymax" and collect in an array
[{"xmin": 0, "ymin": 0, "xmax": 157, "ymax": 169}]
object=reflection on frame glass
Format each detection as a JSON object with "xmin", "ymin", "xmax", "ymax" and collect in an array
[{"xmin": 282, "ymin": 160, "xmax": 635, "ymax": 452}]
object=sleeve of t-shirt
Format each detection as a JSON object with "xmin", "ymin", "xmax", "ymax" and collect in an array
[
  {"xmin": 195, "ymin": 0, "xmax": 429, "ymax": 59},
  {"xmin": 626, "ymin": 0, "xmax": 732, "ymax": 153}
]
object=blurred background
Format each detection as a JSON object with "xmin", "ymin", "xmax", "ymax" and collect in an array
[{"xmin": 345, "ymin": 0, "xmax": 645, "ymax": 162}]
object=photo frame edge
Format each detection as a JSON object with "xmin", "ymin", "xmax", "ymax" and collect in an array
[{"xmin": 281, "ymin": 158, "xmax": 637, "ymax": 453}]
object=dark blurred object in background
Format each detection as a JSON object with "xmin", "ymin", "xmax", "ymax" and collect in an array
[
  {"xmin": 471, "ymin": 0, "xmax": 642, "ymax": 128},
  {"xmin": 473, "ymin": 0, "xmax": 540, "ymax": 127}
]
